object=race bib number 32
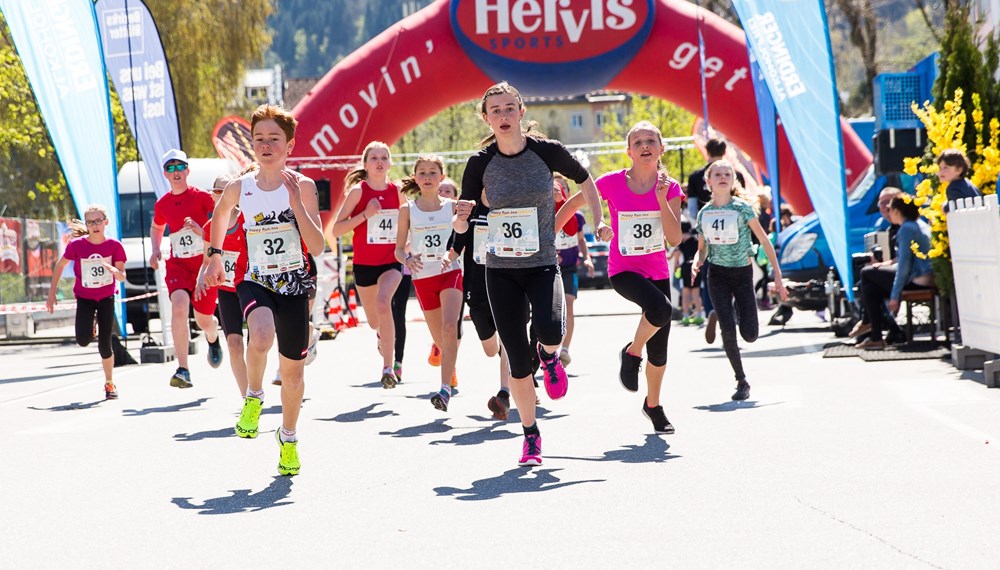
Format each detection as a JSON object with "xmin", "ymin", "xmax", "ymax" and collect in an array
[
  {"xmin": 367, "ymin": 210, "xmax": 399, "ymax": 244},
  {"xmin": 81, "ymin": 256, "xmax": 113, "ymax": 289},
  {"xmin": 247, "ymin": 223, "xmax": 303, "ymax": 276},
  {"xmin": 702, "ymin": 210, "xmax": 740, "ymax": 245},
  {"xmin": 618, "ymin": 211, "xmax": 664, "ymax": 256},
  {"xmin": 487, "ymin": 208, "xmax": 539, "ymax": 258}
]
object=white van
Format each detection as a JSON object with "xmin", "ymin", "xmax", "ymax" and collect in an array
[{"xmin": 117, "ymin": 158, "xmax": 240, "ymax": 332}]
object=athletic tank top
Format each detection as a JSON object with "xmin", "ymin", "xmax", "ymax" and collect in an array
[
  {"xmin": 239, "ymin": 175, "xmax": 315, "ymax": 296},
  {"xmin": 351, "ymin": 180, "xmax": 400, "ymax": 266},
  {"xmin": 408, "ymin": 197, "xmax": 459, "ymax": 280}
]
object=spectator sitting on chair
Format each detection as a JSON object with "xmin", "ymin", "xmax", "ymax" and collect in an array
[{"xmin": 854, "ymin": 196, "xmax": 934, "ymax": 350}]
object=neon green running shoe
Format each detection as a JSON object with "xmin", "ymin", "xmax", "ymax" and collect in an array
[
  {"xmin": 680, "ymin": 317, "xmax": 692, "ymax": 326},
  {"xmin": 691, "ymin": 316, "xmax": 705, "ymax": 325},
  {"xmin": 235, "ymin": 396, "xmax": 263, "ymax": 439},
  {"xmin": 276, "ymin": 431, "xmax": 300, "ymax": 476}
]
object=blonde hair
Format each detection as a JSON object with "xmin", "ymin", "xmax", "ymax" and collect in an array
[
  {"xmin": 344, "ymin": 141, "xmax": 391, "ymax": 190},
  {"xmin": 400, "ymin": 155, "xmax": 446, "ymax": 196},
  {"xmin": 68, "ymin": 205, "xmax": 109, "ymax": 238}
]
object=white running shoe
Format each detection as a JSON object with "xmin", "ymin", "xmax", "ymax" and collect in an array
[{"xmin": 304, "ymin": 328, "xmax": 320, "ymax": 366}]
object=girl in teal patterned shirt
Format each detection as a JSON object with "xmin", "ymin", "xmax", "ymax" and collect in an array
[{"xmin": 693, "ymin": 160, "xmax": 787, "ymax": 401}]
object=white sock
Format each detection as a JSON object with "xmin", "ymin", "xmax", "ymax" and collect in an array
[
  {"xmin": 247, "ymin": 387, "xmax": 264, "ymax": 401},
  {"xmin": 279, "ymin": 426, "xmax": 297, "ymax": 442}
]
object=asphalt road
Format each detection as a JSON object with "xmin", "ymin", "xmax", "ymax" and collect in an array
[{"xmin": 1, "ymin": 289, "xmax": 997, "ymax": 569}]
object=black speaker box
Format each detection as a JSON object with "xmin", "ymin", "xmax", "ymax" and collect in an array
[{"xmin": 873, "ymin": 128, "xmax": 925, "ymax": 175}]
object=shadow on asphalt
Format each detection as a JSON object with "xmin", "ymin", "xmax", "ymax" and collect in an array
[
  {"xmin": 121, "ymin": 398, "xmax": 211, "ymax": 416},
  {"xmin": 316, "ymin": 402, "xmax": 399, "ymax": 423},
  {"xmin": 429, "ymin": 419, "xmax": 519, "ymax": 446},
  {"xmin": 549, "ymin": 434, "xmax": 677, "ymax": 464},
  {"xmin": 509, "ymin": 406, "xmax": 568, "ymax": 423},
  {"xmin": 173, "ymin": 426, "xmax": 237, "ymax": 442},
  {"xmin": 693, "ymin": 400, "xmax": 782, "ymax": 412},
  {"xmin": 171, "ymin": 476, "xmax": 294, "ymax": 514},
  {"xmin": 28, "ymin": 399, "xmax": 106, "ymax": 411},
  {"xmin": 259, "ymin": 399, "xmax": 309, "ymax": 416},
  {"xmin": 349, "ymin": 381, "xmax": 389, "ymax": 388},
  {"xmin": 2, "ymin": 370, "xmax": 94, "ymax": 385},
  {"xmin": 379, "ymin": 417, "xmax": 452, "ymax": 438},
  {"xmin": 434, "ymin": 467, "xmax": 604, "ymax": 501}
]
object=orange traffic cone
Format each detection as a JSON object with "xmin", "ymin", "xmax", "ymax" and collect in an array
[
  {"xmin": 346, "ymin": 288, "xmax": 359, "ymax": 328},
  {"xmin": 328, "ymin": 290, "xmax": 346, "ymax": 331}
]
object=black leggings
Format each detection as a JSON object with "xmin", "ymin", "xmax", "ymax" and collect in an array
[
  {"xmin": 391, "ymin": 274, "xmax": 412, "ymax": 362},
  {"xmin": 609, "ymin": 272, "xmax": 672, "ymax": 367},
  {"xmin": 860, "ymin": 265, "xmax": 931, "ymax": 341},
  {"xmin": 486, "ymin": 265, "xmax": 564, "ymax": 379},
  {"xmin": 76, "ymin": 296, "xmax": 115, "ymax": 359},
  {"xmin": 706, "ymin": 263, "xmax": 758, "ymax": 381}
]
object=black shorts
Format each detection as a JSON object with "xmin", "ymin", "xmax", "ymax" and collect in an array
[
  {"xmin": 354, "ymin": 262, "xmax": 402, "ymax": 288},
  {"xmin": 680, "ymin": 261, "xmax": 702, "ymax": 288},
  {"xmin": 237, "ymin": 280, "xmax": 310, "ymax": 360},
  {"xmin": 218, "ymin": 289, "xmax": 244, "ymax": 337}
]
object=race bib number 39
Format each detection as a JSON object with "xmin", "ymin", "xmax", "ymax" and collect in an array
[
  {"xmin": 618, "ymin": 211, "xmax": 664, "ymax": 256},
  {"xmin": 247, "ymin": 223, "xmax": 302, "ymax": 276},
  {"xmin": 487, "ymin": 208, "xmax": 539, "ymax": 258},
  {"xmin": 222, "ymin": 250, "xmax": 240, "ymax": 288},
  {"xmin": 702, "ymin": 210, "xmax": 740, "ymax": 245},
  {"xmin": 367, "ymin": 210, "xmax": 399, "ymax": 244},
  {"xmin": 170, "ymin": 228, "xmax": 202, "ymax": 259},
  {"xmin": 81, "ymin": 256, "xmax": 113, "ymax": 288}
]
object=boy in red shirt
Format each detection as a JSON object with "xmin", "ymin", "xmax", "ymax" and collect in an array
[{"xmin": 150, "ymin": 149, "xmax": 222, "ymax": 388}]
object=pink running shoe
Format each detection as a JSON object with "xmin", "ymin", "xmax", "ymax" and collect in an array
[
  {"xmin": 518, "ymin": 434, "xmax": 542, "ymax": 466},
  {"xmin": 537, "ymin": 345, "xmax": 568, "ymax": 400}
]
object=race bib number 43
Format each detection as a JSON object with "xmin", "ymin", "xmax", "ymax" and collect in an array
[
  {"xmin": 618, "ymin": 211, "xmax": 663, "ymax": 256},
  {"xmin": 81, "ymin": 256, "xmax": 113, "ymax": 288},
  {"xmin": 487, "ymin": 208, "xmax": 539, "ymax": 258},
  {"xmin": 247, "ymin": 223, "xmax": 302, "ymax": 276},
  {"xmin": 367, "ymin": 210, "xmax": 399, "ymax": 244},
  {"xmin": 170, "ymin": 228, "xmax": 202, "ymax": 259},
  {"xmin": 702, "ymin": 210, "xmax": 740, "ymax": 245}
]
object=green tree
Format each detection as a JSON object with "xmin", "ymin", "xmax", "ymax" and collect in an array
[
  {"xmin": 595, "ymin": 96, "xmax": 702, "ymax": 181},
  {"xmin": 389, "ymin": 99, "xmax": 485, "ymax": 184}
]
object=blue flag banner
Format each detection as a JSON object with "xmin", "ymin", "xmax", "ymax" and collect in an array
[
  {"xmin": 0, "ymin": 0, "xmax": 126, "ymax": 325},
  {"xmin": 731, "ymin": 0, "xmax": 853, "ymax": 298},
  {"xmin": 96, "ymin": 0, "xmax": 180, "ymax": 199},
  {"xmin": 747, "ymin": 49, "xmax": 781, "ymax": 231}
]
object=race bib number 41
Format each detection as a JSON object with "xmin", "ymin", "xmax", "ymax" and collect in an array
[
  {"xmin": 367, "ymin": 210, "xmax": 399, "ymax": 244},
  {"xmin": 702, "ymin": 210, "xmax": 740, "ymax": 245},
  {"xmin": 618, "ymin": 211, "xmax": 663, "ymax": 256},
  {"xmin": 170, "ymin": 228, "xmax": 202, "ymax": 259},
  {"xmin": 487, "ymin": 208, "xmax": 539, "ymax": 258},
  {"xmin": 246, "ymin": 223, "xmax": 302, "ymax": 276},
  {"xmin": 81, "ymin": 256, "xmax": 113, "ymax": 289}
]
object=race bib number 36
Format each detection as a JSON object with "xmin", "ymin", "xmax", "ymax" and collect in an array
[
  {"xmin": 367, "ymin": 210, "xmax": 399, "ymax": 244},
  {"xmin": 487, "ymin": 208, "xmax": 539, "ymax": 258},
  {"xmin": 81, "ymin": 256, "xmax": 113, "ymax": 289},
  {"xmin": 247, "ymin": 223, "xmax": 302, "ymax": 276},
  {"xmin": 170, "ymin": 228, "xmax": 202, "ymax": 259},
  {"xmin": 702, "ymin": 210, "xmax": 740, "ymax": 245},
  {"xmin": 618, "ymin": 211, "xmax": 664, "ymax": 256}
]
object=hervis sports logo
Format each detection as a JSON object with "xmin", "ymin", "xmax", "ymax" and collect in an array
[{"xmin": 450, "ymin": 0, "xmax": 655, "ymax": 96}]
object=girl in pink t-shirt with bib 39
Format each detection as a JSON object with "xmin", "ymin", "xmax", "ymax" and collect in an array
[{"xmin": 557, "ymin": 121, "xmax": 683, "ymax": 434}]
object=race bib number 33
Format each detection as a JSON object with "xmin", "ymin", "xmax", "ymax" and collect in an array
[
  {"xmin": 247, "ymin": 223, "xmax": 302, "ymax": 276},
  {"xmin": 367, "ymin": 210, "xmax": 399, "ymax": 244},
  {"xmin": 487, "ymin": 208, "xmax": 539, "ymax": 258},
  {"xmin": 618, "ymin": 211, "xmax": 664, "ymax": 256}
]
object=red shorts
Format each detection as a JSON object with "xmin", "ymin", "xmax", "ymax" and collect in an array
[
  {"xmin": 413, "ymin": 269, "xmax": 463, "ymax": 311},
  {"xmin": 166, "ymin": 257, "xmax": 218, "ymax": 315}
]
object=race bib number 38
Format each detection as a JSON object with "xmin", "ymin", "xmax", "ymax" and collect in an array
[
  {"xmin": 618, "ymin": 211, "xmax": 663, "ymax": 256},
  {"xmin": 170, "ymin": 228, "xmax": 202, "ymax": 259},
  {"xmin": 367, "ymin": 209, "xmax": 399, "ymax": 244},
  {"xmin": 487, "ymin": 208, "xmax": 539, "ymax": 258},
  {"xmin": 81, "ymin": 256, "xmax": 113, "ymax": 289},
  {"xmin": 702, "ymin": 210, "xmax": 740, "ymax": 245},
  {"xmin": 247, "ymin": 223, "xmax": 302, "ymax": 276}
]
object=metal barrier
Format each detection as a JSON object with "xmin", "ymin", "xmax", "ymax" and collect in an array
[{"xmin": 948, "ymin": 194, "xmax": 1000, "ymax": 357}]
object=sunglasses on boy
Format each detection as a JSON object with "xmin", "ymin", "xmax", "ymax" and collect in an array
[{"xmin": 164, "ymin": 163, "xmax": 188, "ymax": 173}]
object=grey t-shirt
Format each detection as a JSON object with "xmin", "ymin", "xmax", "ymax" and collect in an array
[{"xmin": 460, "ymin": 137, "xmax": 589, "ymax": 269}]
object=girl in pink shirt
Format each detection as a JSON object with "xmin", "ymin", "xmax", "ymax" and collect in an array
[{"xmin": 557, "ymin": 121, "xmax": 683, "ymax": 433}]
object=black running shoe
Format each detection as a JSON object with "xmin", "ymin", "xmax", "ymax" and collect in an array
[
  {"xmin": 207, "ymin": 339, "xmax": 223, "ymax": 369},
  {"xmin": 488, "ymin": 391, "xmax": 510, "ymax": 421},
  {"xmin": 705, "ymin": 311, "xmax": 718, "ymax": 344},
  {"xmin": 732, "ymin": 379, "xmax": 751, "ymax": 401},
  {"xmin": 618, "ymin": 343, "xmax": 641, "ymax": 392},
  {"xmin": 642, "ymin": 400, "xmax": 674, "ymax": 434},
  {"xmin": 431, "ymin": 388, "xmax": 450, "ymax": 412}
]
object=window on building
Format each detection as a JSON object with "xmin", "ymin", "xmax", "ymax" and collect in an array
[
  {"xmin": 246, "ymin": 87, "xmax": 269, "ymax": 102},
  {"xmin": 616, "ymin": 111, "xmax": 625, "ymax": 124},
  {"xmin": 571, "ymin": 112, "xmax": 584, "ymax": 129},
  {"xmin": 595, "ymin": 112, "xmax": 606, "ymax": 128}
]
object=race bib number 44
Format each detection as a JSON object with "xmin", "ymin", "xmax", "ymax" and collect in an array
[
  {"xmin": 170, "ymin": 228, "xmax": 203, "ymax": 259},
  {"xmin": 618, "ymin": 211, "xmax": 663, "ymax": 256},
  {"xmin": 487, "ymin": 208, "xmax": 539, "ymax": 257},
  {"xmin": 247, "ymin": 223, "xmax": 302, "ymax": 276},
  {"xmin": 81, "ymin": 256, "xmax": 113, "ymax": 288},
  {"xmin": 367, "ymin": 210, "xmax": 399, "ymax": 244},
  {"xmin": 702, "ymin": 210, "xmax": 740, "ymax": 245}
]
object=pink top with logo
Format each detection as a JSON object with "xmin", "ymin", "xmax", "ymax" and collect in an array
[
  {"xmin": 596, "ymin": 169, "xmax": 683, "ymax": 280},
  {"xmin": 63, "ymin": 236, "xmax": 126, "ymax": 301}
]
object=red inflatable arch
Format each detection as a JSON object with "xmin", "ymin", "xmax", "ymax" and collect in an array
[{"xmin": 291, "ymin": 0, "xmax": 872, "ymax": 231}]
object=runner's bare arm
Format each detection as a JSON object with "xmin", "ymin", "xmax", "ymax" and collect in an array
[
  {"xmin": 45, "ymin": 257, "xmax": 72, "ymax": 313},
  {"xmin": 331, "ymin": 186, "xmax": 368, "ymax": 238},
  {"xmin": 284, "ymin": 171, "xmax": 326, "ymax": 254},
  {"xmin": 749, "ymin": 217, "xmax": 787, "ymax": 300},
  {"xmin": 579, "ymin": 177, "xmax": 612, "ymax": 241},
  {"xmin": 205, "ymin": 179, "xmax": 240, "ymax": 286},
  {"xmin": 555, "ymin": 192, "xmax": 584, "ymax": 232}
]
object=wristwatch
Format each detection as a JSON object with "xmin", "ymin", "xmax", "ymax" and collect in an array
[{"xmin": 208, "ymin": 247, "xmax": 224, "ymax": 258}]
